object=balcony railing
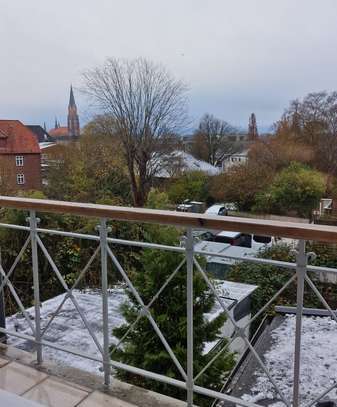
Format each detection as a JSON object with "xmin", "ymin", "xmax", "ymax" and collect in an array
[{"xmin": 1, "ymin": 196, "xmax": 337, "ymax": 407}]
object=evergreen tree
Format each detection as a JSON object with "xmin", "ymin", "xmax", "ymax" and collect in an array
[
  {"xmin": 248, "ymin": 113, "xmax": 258, "ymax": 141},
  {"xmin": 112, "ymin": 226, "xmax": 235, "ymax": 405}
]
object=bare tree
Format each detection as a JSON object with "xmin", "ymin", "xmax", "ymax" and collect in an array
[
  {"xmin": 278, "ymin": 91, "xmax": 337, "ymax": 177},
  {"xmin": 83, "ymin": 58, "xmax": 188, "ymax": 206},
  {"xmin": 191, "ymin": 113, "xmax": 238, "ymax": 166}
]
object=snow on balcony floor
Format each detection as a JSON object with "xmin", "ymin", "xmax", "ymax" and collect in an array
[{"xmin": 240, "ymin": 314, "xmax": 337, "ymax": 406}]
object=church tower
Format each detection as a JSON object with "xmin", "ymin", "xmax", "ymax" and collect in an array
[{"xmin": 67, "ymin": 85, "xmax": 80, "ymax": 137}]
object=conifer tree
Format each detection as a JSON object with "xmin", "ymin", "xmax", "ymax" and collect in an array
[
  {"xmin": 248, "ymin": 113, "xmax": 258, "ymax": 141},
  {"xmin": 112, "ymin": 225, "xmax": 235, "ymax": 405}
]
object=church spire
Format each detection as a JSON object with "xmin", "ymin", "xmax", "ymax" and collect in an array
[
  {"xmin": 67, "ymin": 85, "xmax": 80, "ymax": 137},
  {"xmin": 69, "ymin": 85, "xmax": 76, "ymax": 108}
]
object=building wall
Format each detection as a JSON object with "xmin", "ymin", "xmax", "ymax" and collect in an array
[{"xmin": 0, "ymin": 153, "xmax": 41, "ymax": 192}]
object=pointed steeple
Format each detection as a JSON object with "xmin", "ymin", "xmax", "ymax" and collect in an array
[
  {"xmin": 43, "ymin": 122, "xmax": 47, "ymax": 132},
  {"xmin": 54, "ymin": 117, "xmax": 59, "ymax": 129},
  {"xmin": 69, "ymin": 85, "xmax": 76, "ymax": 108},
  {"xmin": 68, "ymin": 85, "xmax": 80, "ymax": 137}
]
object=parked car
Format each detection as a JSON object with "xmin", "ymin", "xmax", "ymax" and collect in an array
[
  {"xmin": 214, "ymin": 231, "xmax": 273, "ymax": 250},
  {"xmin": 205, "ymin": 204, "xmax": 228, "ymax": 216},
  {"xmin": 176, "ymin": 200, "xmax": 205, "ymax": 213}
]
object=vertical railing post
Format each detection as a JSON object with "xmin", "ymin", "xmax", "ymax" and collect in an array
[
  {"xmin": 29, "ymin": 210, "xmax": 42, "ymax": 364},
  {"xmin": 293, "ymin": 239, "xmax": 306, "ymax": 407},
  {"xmin": 0, "ymin": 249, "xmax": 6, "ymax": 343},
  {"xmin": 99, "ymin": 218, "xmax": 111, "ymax": 386},
  {"xmin": 186, "ymin": 228, "xmax": 194, "ymax": 406}
]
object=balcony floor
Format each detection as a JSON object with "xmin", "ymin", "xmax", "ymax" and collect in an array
[{"xmin": 0, "ymin": 357, "xmax": 135, "ymax": 407}]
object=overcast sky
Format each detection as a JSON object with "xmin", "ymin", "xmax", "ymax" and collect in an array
[{"xmin": 1, "ymin": 0, "xmax": 337, "ymax": 133}]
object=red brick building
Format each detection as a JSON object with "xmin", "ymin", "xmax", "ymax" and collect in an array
[{"xmin": 0, "ymin": 120, "xmax": 41, "ymax": 192}]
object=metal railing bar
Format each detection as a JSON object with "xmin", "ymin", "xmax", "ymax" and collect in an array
[
  {"xmin": 36, "ymin": 236, "xmax": 104, "ymax": 355},
  {"xmin": 0, "ymin": 326, "xmax": 261, "ymax": 407},
  {"xmin": 0, "ymin": 327, "xmax": 102, "ymax": 362},
  {"xmin": 243, "ymin": 274, "xmax": 297, "ymax": 330},
  {"xmin": 306, "ymin": 381, "xmax": 337, "ymax": 407},
  {"xmin": 305, "ymin": 275, "xmax": 337, "ymax": 325},
  {"xmin": 3, "ymin": 195, "xmax": 337, "ymax": 243},
  {"xmin": 36, "ymin": 236, "xmax": 68, "ymax": 291},
  {"xmin": 111, "ymin": 258, "xmax": 186, "ymax": 354},
  {"xmin": 99, "ymin": 219, "xmax": 111, "ymax": 386},
  {"xmin": 211, "ymin": 315, "xmax": 269, "ymax": 407},
  {"xmin": 193, "ymin": 258, "xmax": 237, "ymax": 327},
  {"xmin": 2, "ymin": 222, "xmax": 337, "ymax": 275},
  {"xmin": 195, "ymin": 249, "xmax": 337, "ymax": 276},
  {"xmin": 292, "ymin": 240, "xmax": 306, "ymax": 407},
  {"xmin": 106, "ymin": 245, "xmax": 188, "ymax": 381},
  {"xmin": 194, "ymin": 249, "xmax": 299, "ymax": 269},
  {"xmin": 40, "ymin": 246, "xmax": 101, "ymax": 339},
  {"xmin": 0, "ymin": 237, "xmax": 31, "ymax": 293},
  {"xmin": 0, "ymin": 223, "xmax": 30, "ymax": 231},
  {"xmin": 0, "ymin": 223, "xmax": 185, "ymax": 252},
  {"xmin": 186, "ymin": 228, "xmax": 194, "ymax": 406},
  {"xmin": 242, "ymin": 335, "xmax": 290, "ymax": 407},
  {"xmin": 29, "ymin": 211, "xmax": 42, "ymax": 364},
  {"xmin": 194, "ymin": 257, "xmax": 290, "ymax": 407},
  {"xmin": 193, "ymin": 334, "xmax": 236, "ymax": 382},
  {"xmin": 0, "ymin": 264, "xmax": 36, "ymax": 335}
]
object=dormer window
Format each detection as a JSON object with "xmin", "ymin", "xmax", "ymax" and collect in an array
[{"xmin": 16, "ymin": 156, "xmax": 24, "ymax": 166}]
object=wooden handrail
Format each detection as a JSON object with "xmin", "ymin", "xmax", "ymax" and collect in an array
[{"xmin": 1, "ymin": 196, "xmax": 337, "ymax": 242}]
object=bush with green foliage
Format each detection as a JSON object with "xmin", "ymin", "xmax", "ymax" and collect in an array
[
  {"xmin": 167, "ymin": 171, "xmax": 211, "ymax": 204},
  {"xmin": 227, "ymin": 244, "xmax": 337, "ymax": 332},
  {"xmin": 112, "ymin": 226, "xmax": 235, "ymax": 405},
  {"xmin": 253, "ymin": 162, "xmax": 325, "ymax": 218}
]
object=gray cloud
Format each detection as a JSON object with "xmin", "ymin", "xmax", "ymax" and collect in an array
[{"xmin": 1, "ymin": 0, "xmax": 337, "ymax": 132}]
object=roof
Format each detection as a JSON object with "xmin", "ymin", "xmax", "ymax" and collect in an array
[
  {"xmin": 0, "ymin": 120, "xmax": 40, "ymax": 154},
  {"xmin": 155, "ymin": 150, "xmax": 221, "ymax": 178},
  {"xmin": 49, "ymin": 127, "xmax": 69, "ymax": 137},
  {"xmin": 216, "ymin": 279, "xmax": 258, "ymax": 303},
  {"xmin": 194, "ymin": 240, "xmax": 258, "ymax": 265},
  {"xmin": 226, "ymin": 314, "xmax": 337, "ymax": 406},
  {"xmin": 217, "ymin": 231, "xmax": 242, "ymax": 238},
  {"xmin": 6, "ymin": 284, "xmax": 256, "ymax": 376},
  {"xmin": 26, "ymin": 125, "xmax": 52, "ymax": 143},
  {"xmin": 39, "ymin": 142, "xmax": 57, "ymax": 150}
]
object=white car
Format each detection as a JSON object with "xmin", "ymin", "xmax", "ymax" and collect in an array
[{"xmin": 205, "ymin": 204, "xmax": 228, "ymax": 216}]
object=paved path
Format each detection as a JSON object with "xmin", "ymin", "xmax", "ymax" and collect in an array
[{"xmin": 0, "ymin": 357, "xmax": 136, "ymax": 407}]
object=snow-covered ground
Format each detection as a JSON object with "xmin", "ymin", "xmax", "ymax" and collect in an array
[
  {"xmin": 6, "ymin": 288, "xmax": 128, "ymax": 375},
  {"xmin": 241, "ymin": 314, "xmax": 337, "ymax": 406}
]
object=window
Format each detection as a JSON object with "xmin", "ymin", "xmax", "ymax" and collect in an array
[
  {"xmin": 16, "ymin": 174, "xmax": 25, "ymax": 185},
  {"xmin": 15, "ymin": 156, "xmax": 24, "ymax": 166}
]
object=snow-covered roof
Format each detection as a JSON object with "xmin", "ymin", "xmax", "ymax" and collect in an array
[
  {"xmin": 6, "ymin": 288, "xmax": 127, "ymax": 375},
  {"xmin": 39, "ymin": 142, "xmax": 57, "ymax": 150},
  {"xmin": 216, "ymin": 231, "xmax": 242, "ymax": 238},
  {"xmin": 155, "ymin": 150, "xmax": 221, "ymax": 178},
  {"xmin": 234, "ymin": 314, "xmax": 337, "ymax": 406},
  {"xmin": 6, "ymin": 282, "xmax": 256, "ymax": 377},
  {"xmin": 216, "ymin": 280, "xmax": 258, "ymax": 303},
  {"xmin": 204, "ymin": 280, "xmax": 258, "ymax": 323},
  {"xmin": 194, "ymin": 240, "xmax": 258, "ymax": 265}
]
